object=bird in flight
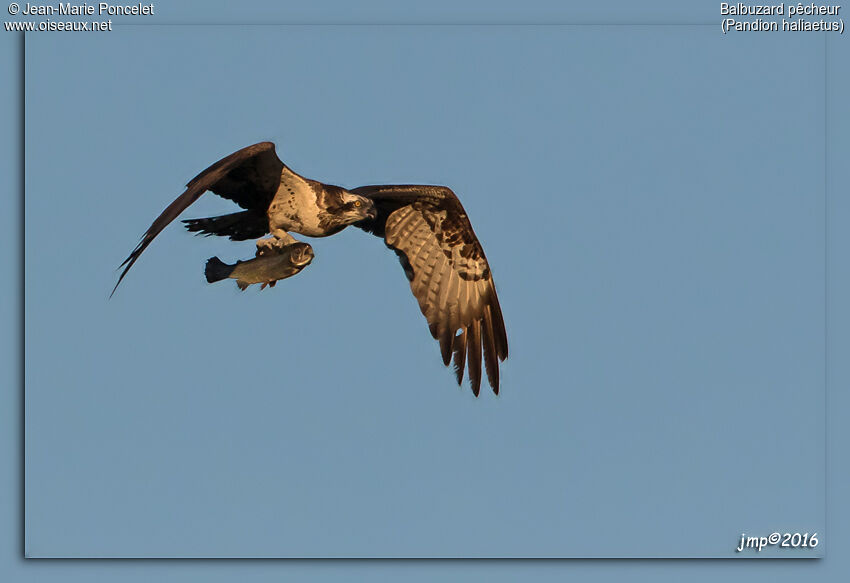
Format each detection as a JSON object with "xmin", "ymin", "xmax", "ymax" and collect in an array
[{"xmin": 113, "ymin": 142, "xmax": 508, "ymax": 395}]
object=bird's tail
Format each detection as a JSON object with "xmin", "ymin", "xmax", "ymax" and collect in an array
[
  {"xmin": 183, "ymin": 210, "xmax": 268, "ymax": 241},
  {"xmin": 204, "ymin": 256, "xmax": 235, "ymax": 283}
]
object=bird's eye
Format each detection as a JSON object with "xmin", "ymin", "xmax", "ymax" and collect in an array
[{"xmin": 355, "ymin": 200, "xmax": 361, "ymax": 207}]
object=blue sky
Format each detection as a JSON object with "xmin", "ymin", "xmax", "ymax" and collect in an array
[{"xmin": 3, "ymin": 0, "xmax": 850, "ymax": 580}]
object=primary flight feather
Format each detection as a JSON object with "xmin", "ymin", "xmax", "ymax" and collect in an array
[{"xmin": 113, "ymin": 142, "xmax": 508, "ymax": 395}]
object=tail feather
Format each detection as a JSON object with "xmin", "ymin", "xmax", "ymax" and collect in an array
[
  {"xmin": 183, "ymin": 210, "xmax": 268, "ymax": 241},
  {"xmin": 205, "ymin": 257, "xmax": 234, "ymax": 283}
]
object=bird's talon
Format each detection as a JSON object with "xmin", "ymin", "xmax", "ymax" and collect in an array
[{"xmin": 256, "ymin": 236, "xmax": 289, "ymax": 257}]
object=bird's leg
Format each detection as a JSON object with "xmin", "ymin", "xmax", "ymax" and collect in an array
[{"xmin": 256, "ymin": 229, "xmax": 298, "ymax": 256}]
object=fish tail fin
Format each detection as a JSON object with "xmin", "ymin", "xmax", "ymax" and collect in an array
[{"xmin": 204, "ymin": 256, "xmax": 233, "ymax": 283}]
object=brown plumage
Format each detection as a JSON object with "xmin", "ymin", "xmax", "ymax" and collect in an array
[
  {"xmin": 112, "ymin": 142, "xmax": 284, "ymax": 296},
  {"xmin": 113, "ymin": 142, "xmax": 507, "ymax": 395},
  {"xmin": 353, "ymin": 185, "xmax": 508, "ymax": 395},
  {"xmin": 112, "ymin": 142, "xmax": 377, "ymax": 296}
]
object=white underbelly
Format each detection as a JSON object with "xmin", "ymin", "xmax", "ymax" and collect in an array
[{"xmin": 267, "ymin": 186, "xmax": 325, "ymax": 236}]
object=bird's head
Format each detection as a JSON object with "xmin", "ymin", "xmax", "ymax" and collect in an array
[
  {"xmin": 288, "ymin": 242, "xmax": 315, "ymax": 267},
  {"xmin": 341, "ymin": 192, "xmax": 378, "ymax": 223}
]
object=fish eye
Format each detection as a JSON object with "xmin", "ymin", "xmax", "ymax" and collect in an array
[{"xmin": 355, "ymin": 200, "xmax": 361, "ymax": 207}]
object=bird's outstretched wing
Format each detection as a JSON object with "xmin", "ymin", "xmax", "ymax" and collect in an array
[
  {"xmin": 111, "ymin": 142, "xmax": 283, "ymax": 296},
  {"xmin": 353, "ymin": 185, "xmax": 508, "ymax": 395}
]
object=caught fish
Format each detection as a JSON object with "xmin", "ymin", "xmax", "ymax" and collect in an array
[{"xmin": 204, "ymin": 242, "xmax": 314, "ymax": 290}]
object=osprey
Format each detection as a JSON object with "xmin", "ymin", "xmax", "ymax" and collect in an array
[{"xmin": 113, "ymin": 142, "xmax": 508, "ymax": 395}]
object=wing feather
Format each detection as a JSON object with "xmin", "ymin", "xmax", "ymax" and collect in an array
[
  {"xmin": 444, "ymin": 276, "xmax": 462, "ymax": 361},
  {"xmin": 452, "ymin": 329, "xmax": 467, "ymax": 386},
  {"xmin": 467, "ymin": 319, "xmax": 483, "ymax": 397},
  {"xmin": 112, "ymin": 142, "xmax": 283, "ymax": 296},
  {"xmin": 482, "ymin": 304, "xmax": 500, "ymax": 394},
  {"xmin": 355, "ymin": 184, "xmax": 507, "ymax": 395}
]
